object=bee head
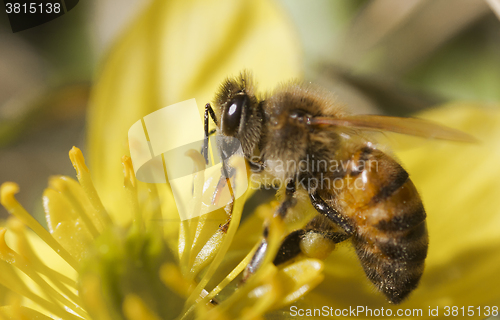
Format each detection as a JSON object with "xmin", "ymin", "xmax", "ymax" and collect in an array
[
  {"xmin": 215, "ymin": 71, "xmax": 257, "ymax": 136},
  {"xmin": 213, "ymin": 71, "xmax": 262, "ymax": 156}
]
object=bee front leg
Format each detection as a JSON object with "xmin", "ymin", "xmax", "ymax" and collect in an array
[
  {"xmin": 242, "ymin": 179, "xmax": 297, "ymax": 280},
  {"xmin": 203, "ymin": 103, "xmax": 218, "ymax": 164}
]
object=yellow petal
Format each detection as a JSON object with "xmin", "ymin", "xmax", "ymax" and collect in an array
[{"xmin": 396, "ymin": 104, "xmax": 500, "ymax": 308}]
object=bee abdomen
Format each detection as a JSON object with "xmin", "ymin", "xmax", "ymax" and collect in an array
[
  {"xmin": 355, "ymin": 240, "xmax": 426, "ymax": 304},
  {"xmin": 377, "ymin": 218, "xmax": 428, "ymax": 263},
  {"xmin": 354, "ymin": 223, "xmax": 428, "ymax": 304},
  {"xmin": 375, "ymin": 202, "xmax": 426, "ymax": 233},
  {"xmin": 337, "ymin": 148, "xmax": 429, "ymax": 304},
  {"xmin": 354, "ymin": 178, "xmax": 428, "ymax": 304}
]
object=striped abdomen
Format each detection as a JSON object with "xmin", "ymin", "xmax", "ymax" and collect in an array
[{"xmin": 324, "ymin": 147, "xmax": 428, "ymax": 304}]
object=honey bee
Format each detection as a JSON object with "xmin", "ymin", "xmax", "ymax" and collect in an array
[{"xmin": 203, "ymin": 71, "xmax": 475, "ymax": 304}]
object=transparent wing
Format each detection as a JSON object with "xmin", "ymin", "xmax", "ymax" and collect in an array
[{"xmin": 309, "ymin": 114, "xmax": 477, "ymax": 143}]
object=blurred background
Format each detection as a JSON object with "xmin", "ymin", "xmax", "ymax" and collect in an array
[{"xmin": 1, "ymin": 0, "xmax": 500, "ymax": 224}]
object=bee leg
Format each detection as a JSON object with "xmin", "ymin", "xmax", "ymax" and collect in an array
[
  {"xmin": 199, "ymin": 129, "xmax": 217, "ymax": 167},
  {"xmin": 194, "ymin": 124, "xmax": 216, "ymax": 195},
  {"xmin": 276, "ymin": 179, "xmax": 297, "ymax": 218},
  {"xmin": 211, "ymin": 162, "xmax": 237, "ymax": 205},
  {"xmin": 242, "ymin": 179, "xmax": 297, "ymax": 280},
  {"xmin": 273, "ymin": 229, "xmax": 350, "ymax": 265},
  {"xmin": 207, "ymin": 128, "xmax": 217, "ymax": 136},
  {"xmin": 248, "ymin": 159, "xmax": 265, "ymax": 172},
  {"xmin": 272, "ymin": 229, "xmax": 305, "ymax": 265},
  {"xmin": 244, "ymin": 238, "xmax": 268, "ymax": 277},
  {"xmin": 273, "ymin": 214, "xmax": 351, "ymax": 265},
  {"xmin": 216, "ymin": 157, "xmax": 236, "ymax": 234},
  {"xmin": 323, "ymin": 231, "xmax": 351, "ymax": 243},
  {"xmin": 309, "ymin": 190, "xmax": 354, "ymax": 235},
  {"xmin": 203, "ymin": 103, "xmax": 218, "ymax": 164}
]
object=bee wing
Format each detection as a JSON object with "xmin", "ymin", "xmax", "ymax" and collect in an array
[{"xmin": 309, "ymin": 114, "xmax": 478, "ymax": 143}]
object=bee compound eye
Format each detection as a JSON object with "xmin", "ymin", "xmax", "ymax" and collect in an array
[{"xmin": 222, "ymin": 94, "xmax": 247, "ymax": 136}]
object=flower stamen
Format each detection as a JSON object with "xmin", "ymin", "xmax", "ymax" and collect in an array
[
  {"xmin": 204, "ymin": 241, "xmax": 261, "ymax": 303},
  {"xmin": 0, "ymin": 229, "xmax": 89, "ymax": 319},
  {"xmin": 0, "ymin": 182, "xmax": 79, "ymax": 270},
  {"xmin": 184, "ymin": 156, "xmax": 247, "ymax": 313},
  {"xmin": 179, "ymin": 149, "xmax": 207, "ymax": 276},
  {"xmin": 0, "ymin": 250, "xmax": 83, "ymax": 319},
  {"xmin": 7, "ymin": 218, "xmax": 79, "ymax": 298},
  {"xmin": 48, "ymin": 176, "xmax": 100, "ymax": 238},
  {"xmin": 69, "ymin": 147, "xmax": 113, "ymax": 227}
]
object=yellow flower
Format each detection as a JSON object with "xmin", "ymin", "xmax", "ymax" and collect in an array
[
  {"xmin": 0, "ymin": 0, "xmax": 316, "ymax": 318},
  {"xmin": 2, "ymin": 0, "xmax": 500, "ymax": 318},
  {"xmin": 0, "ymin": 146, "xmax": 325, "ymax": 319}
]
